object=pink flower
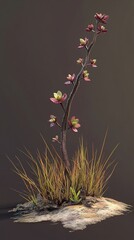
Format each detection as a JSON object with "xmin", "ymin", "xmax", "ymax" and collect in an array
[
  {"xmin": 49, "ymin": 115, "xmax": 57, "ymax": 127},
  {"xmin": 90, "ymin": 59, "xmax": 97, "ymax": 67},
  {"xmin": 65, "ymin": 74, "xmax": 75, "ymax": 85},
  {"xmin": 86, "ymin": 24, "xmax": 94, "ymax": 32},
  {"xmin": 77, "ymin": 58, "xmax": 84, "ymax": 64},
  {"xmin": 68, "ymin": 116, "xmax": 81, "ymax": 132},
  {"xmin": 78, "ymin": 38, "xmax": 88, "ymax": 48},
  {"xmin": 94, "ymin": 13, "xmax": 109, "ymax": 24},
  {"xmin": 50, "ymin": 91, "xmax": 67, "ymax": 104},
  {"xmin": 97, "ymin": 25, "xmax": 107, "ymax": 34},
  {"xmin": 83, "ymin": 70, "xmax": 91, "ymax": 81}
]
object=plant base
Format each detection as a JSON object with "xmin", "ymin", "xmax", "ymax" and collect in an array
[{"xmin": 10, "ymin": 197, "xmax": 130, "ymax": 231}]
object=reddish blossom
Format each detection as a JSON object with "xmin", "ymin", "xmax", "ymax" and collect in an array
[
  {"xmin": 49, "ymin": 115, "xmax": 57, "ymax": 127},
  {"xmin": 68, "ymin": 116, "xmax": 81, "ymax": 132},
  {"xmin": 86, "ymin": 24, "xmax": 94, "ymax": 32},
  {"xmin": 90, "ymin": 59, "xmax": 97, "ymax": 67},
  {"xmin": 78, "ymin": 38, "xmax": 88, "ymax": 48},
  {"xmin": 50, "ymin": 91, "xmax": 67, "ymax": 104},
  {"xmin": 97, "ymin": 25, "xmax": 107, "ymax": 34},
  {"xmin": 83, "ymin": 70, "xmax": 91, "ymax": 81},
  {"xmin": 65, "ymin": 74, "xmax": 75, "ymax": 85},
  {"xmin": 94, "ymin": 13, "xmax": 109, "ymax": 24}
]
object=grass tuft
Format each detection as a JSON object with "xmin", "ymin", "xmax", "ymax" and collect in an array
[{"xmin": 9, "ymin": 133, "xmax": 118, "ymax": 206}]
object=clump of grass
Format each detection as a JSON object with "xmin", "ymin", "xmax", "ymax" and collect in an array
[
  {"xmin": 10, "ymin": 133, "xmax": 118, "ymax": 206},
  {"xmin": 71, "ymin": 135, "xmax": 118, "ymax": 197}
]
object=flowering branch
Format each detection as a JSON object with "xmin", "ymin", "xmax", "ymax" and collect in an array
[
  {"xmin": 61, "ymin": 28, "xmax": 98, "ymax": 168},
  {"xmin": 49, "ymin": 13, "xmax": 109, "ymax": 169}
]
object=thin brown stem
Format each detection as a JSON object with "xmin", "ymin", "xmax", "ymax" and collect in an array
[
  {"xmin": 60, "ymin": 103, "xmax": 65, "ymax": 112},
  {"xmin": 60, "ymin": 28, "xmax": 98, "ymax": 169},
  {"xmin": 56, "ymin": 122, "xmax": 61, "ymax": 128}
]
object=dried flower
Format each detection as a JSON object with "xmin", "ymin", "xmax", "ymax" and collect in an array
[
  {"xmin": 94, "ymin": 13, "xmax": 109, "ymax": 24},
  {"xmin": 83, "ymin": 70, "xmax": 91, "ymax": 81},
  {"xmin": 90, "ymin": 59, "xmax": 97, "ymax": 67},
  {"xmin": 86, "ymin": 24, "xmax": 94, "ymax": 32},
  {"xmin": 68, "ymin": 116, "xmax": 81, "ymax": 132},
  {"xmin": 77, "ymin": 58, "xmax": 84, "ymax": 64},
  {"xmin": 97, "ymin": 25, "xmax": 107, "ymax": 34},
  {"xmin": 49, "ymin": 115, "xmax": 57, "ymax": 127},
  {"xmin": 78, "ymin": 38, "xmax": 88, "ymax": 48},
  {"xmin": 65, "ymin": 74, "xmax": 75, "ymax": 85},
  {"xmin": 50, "ymin": 91, "xmax": 67, "ymax": 104}
]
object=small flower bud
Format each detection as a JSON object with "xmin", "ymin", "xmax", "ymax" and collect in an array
[
  {"xmin": 68, "ymin": 116, "xmax": 81, "ymax": 132},
  {"xmin": 90, "ymin": 59, "xmax": 97, "ymax": 67},
  {"xmin": 86, "ymin": 24, "xmax": 94, "ymax": 32},
  {"xmin": 65, "ymin": 74, "xmax": 75, "ymax": 85},
  {"xmin": 50, "ymin": 91, "xmax": 67, "ymax": 104},
  {"xmin": 97, "ymin": 25, "xmax": 107, "ymax": 34},
  {"xmin": 52, "ymin": 135, "xmax": 60, "ymax": 143},
  {"xmin": 78, "ymin": 38, "xmax": 88, "ymax": 48},
  {"xmin": 83, "ymin": 70, "xmax": 91, "ymax": 81},
  {"xmin": 49, "ymin": 115, "xmax": 57, "ymax": 127},
  {"xmin": 77, "ymin": 58, "xmax": 83, "ymax": 64},
  {"xmin": 94, "ymin": 13, "xmax": 109, "ymax": 24}
]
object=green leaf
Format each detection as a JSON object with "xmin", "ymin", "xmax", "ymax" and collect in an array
[
  {"xmin": 76, "ymin": 190, "xmax": 81, "ymax": 197},
  {"xmin": 70, "ymin": 187, "xmax": 82, "ymax": 203}
]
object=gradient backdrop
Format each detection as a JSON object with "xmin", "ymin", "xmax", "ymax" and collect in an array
[{"xmin": 0, "ymin": 0, "xmax": 134, "ymax": 239}]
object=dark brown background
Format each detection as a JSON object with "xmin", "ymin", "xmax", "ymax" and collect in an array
[{"xmin": 0, "ymin": 0, "xmax": 134, "ymax": 239}]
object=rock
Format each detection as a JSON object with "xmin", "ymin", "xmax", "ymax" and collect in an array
[
  {"xmin": 82, "ymin": 196, "xmax": 98, "ymax": 207},
  {"xmin": 10, "ymin": 197, "xmax": 131, "ymax": 231},
  {"xmin": 9, "ymin": 201, "xmax": 34, "ymax": 215}
]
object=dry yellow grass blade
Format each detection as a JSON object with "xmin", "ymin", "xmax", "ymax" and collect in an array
[{"xmin": 9, "ymin": 134, "xmax": 118, "ymax": 205}]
